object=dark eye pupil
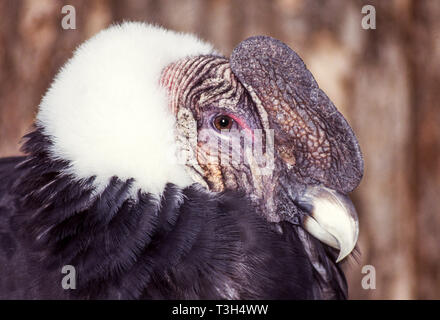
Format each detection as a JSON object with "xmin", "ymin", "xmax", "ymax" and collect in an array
[
  {"xmin": 214, "ymin": 115, "xmax": 233, "ymax": 130},
  {"xmin": 219, "ymin": 117, "xmax": 229, "ymax": 127}
]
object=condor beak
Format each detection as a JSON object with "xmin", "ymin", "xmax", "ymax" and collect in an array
[{"xmin": 297, "ymin": 185, "xmax": 359, "ymax": 263}]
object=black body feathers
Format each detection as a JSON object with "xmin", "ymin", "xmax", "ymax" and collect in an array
[{"xmin": 0, "ymin": 129, "xmax": 323, "ymax": 299}]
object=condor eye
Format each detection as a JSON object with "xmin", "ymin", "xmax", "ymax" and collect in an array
[{"xmin": 213, "ymin": 115, "xmax": 234, "ymax": 131}]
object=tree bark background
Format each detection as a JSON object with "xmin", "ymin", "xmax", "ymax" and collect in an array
[{"xmin": 0, "ymin": 0, "xmax": 438, "ymax": 299}]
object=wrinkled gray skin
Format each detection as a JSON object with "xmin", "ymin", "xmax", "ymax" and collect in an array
[
  {"xmin": 160, "ymin": 36, "xmax": 364, "ymax": 298},
  {"xmin": 162, "ymin": 36, "xmax": 363, "ymax": 221}
]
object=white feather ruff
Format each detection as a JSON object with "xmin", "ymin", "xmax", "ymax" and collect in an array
[{"xmin": 37, "ymin": 22, "xmax": 215, "ymax": 195}]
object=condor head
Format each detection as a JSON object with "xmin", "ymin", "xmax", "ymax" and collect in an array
[{"xmin": 161, "ymin": 36, "xmax": 363, "ymax": 262}]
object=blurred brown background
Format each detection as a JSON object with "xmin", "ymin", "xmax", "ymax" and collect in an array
[{"xmin": 0, "ymin": 0, "xmax": 439, "ymax": 299}]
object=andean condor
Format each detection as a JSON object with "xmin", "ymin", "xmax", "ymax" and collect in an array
[{"xmin": 0, "ymin": 22, "xmax": 363, "ymax": 299}]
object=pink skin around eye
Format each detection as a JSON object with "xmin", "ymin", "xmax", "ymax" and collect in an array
[{"xmin": 226, "ymin": 113, "xmax": 255, "ymax": 139}]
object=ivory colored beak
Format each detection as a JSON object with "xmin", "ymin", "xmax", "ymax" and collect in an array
[{"xmin": 298, "ymin": 185, "xmax": 359, "ymax": 263}]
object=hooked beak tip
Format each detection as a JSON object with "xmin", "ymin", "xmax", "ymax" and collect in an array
[{"xmin": 298, "ymin": 185, "xmax": 359, "ymax": 263}]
